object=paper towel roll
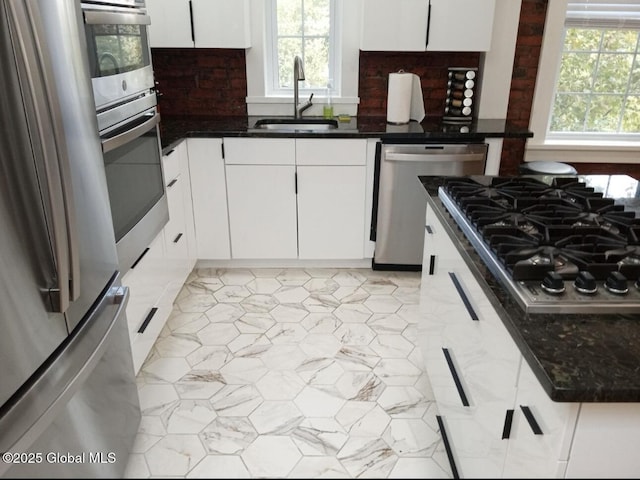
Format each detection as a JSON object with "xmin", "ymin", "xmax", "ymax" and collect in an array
[{"xmin": 386, "ymin": 71, "xmax": 426, "ymax": 124}]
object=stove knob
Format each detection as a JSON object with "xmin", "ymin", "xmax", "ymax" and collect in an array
[
  {"xmin": 574, "ymin": 271, "xmax": 597, "ymax": 295},
  {"xmin": 541, "ymin": 271, "xmax": 565, "ymax": 295},
  {"xmin": 604, "ymin": 271, "xmax": 629, "ymax": 295}
]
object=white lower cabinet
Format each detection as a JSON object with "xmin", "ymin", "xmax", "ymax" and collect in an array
[
  {"xmin": 296, "ymin": 138, "xmax": 367, "ymax": 259},
  {"xmin": 123, "ymin": 140, "xmax": 197, "ymax": 374},
  {"xmin": 187, "ymin": 138, "xmax": 231, "ymax": 259},
  {"xmin": 122, "ymin": 232, "xmax": 172, "ymax": 374},
  {"xmin": 221, "ymin": 137, "xmax": 368, "ymax": 260},
  {"xmin": 420, "ymin": 202, "xmax": 519, "ymax": 478},
  {"xmin": 226, "ymin": 164, "xmax": 298, "ymax": 259},
  {"xmin": 502, "ymin": 363, "xmax": 579, "ymax": 478}
]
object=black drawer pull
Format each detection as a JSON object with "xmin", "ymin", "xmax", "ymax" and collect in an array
[
  {"xmin": 130, "ymin": 247, "xmax": 150, "ymax": 269},
  {"xmin": 442, "ymin": 348, "xmax": 469, "ymax": 407},
  {"xmin": 425, "ymin": 224, "xmax": 433, "ymax": 234},
  {"xmin": 167, "ymin": 178, "xmax": 178, "ymax": 188},
  {"xmin": 436, "ymin": 415, "xmax": 460, "ymax": 479},
  {"xmin": 165, "ymin": 148, "xmax": 175, "ymax": 156},
  {"xmin": 137, "ymin": 307, "xmax": 158, "ymax": 334},
  {"xmin": 502, "ymin": 409, "xmax": 514, "ymax": 439},
  {"xmin": 520, "ymin": 405, "xmax": 543, "ymax": 435},
  {"xmin": 449, "ymin": 272, "xmax": 479, "ymax": 321},
  {"xmin": 173, "ymin": 233, "xmax": 183, "ymax": 244},
  {"xmin": 429, "ymin": 255, "xmax": 436, "ymax": 275}
]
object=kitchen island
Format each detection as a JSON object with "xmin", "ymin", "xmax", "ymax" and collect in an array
[{"xmin": 418, "ymin": 174, "xmax": 640, "ymax": 478}]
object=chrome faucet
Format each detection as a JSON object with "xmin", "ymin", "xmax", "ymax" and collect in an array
[{"xmin": 293, "ymin": 55, "xmax": 313, "ymax": 119}]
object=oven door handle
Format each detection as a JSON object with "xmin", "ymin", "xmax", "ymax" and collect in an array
[
  {"xmin": 101, "ymin": 110, "xmax": 159, "ymax": 153},
  {"xmin": 83, "ymin": 10, "xmax": 151, "ymax": 26}
]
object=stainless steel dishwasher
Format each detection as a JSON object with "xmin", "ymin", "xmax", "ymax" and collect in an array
[{"xmin": 371, "ymin": 141, "xmax": 488, "ymax": 270}]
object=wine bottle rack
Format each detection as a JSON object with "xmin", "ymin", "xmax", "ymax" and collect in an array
[{"xmin": 443, "ymin": 67, "xmax": 478, "ymax": 123}]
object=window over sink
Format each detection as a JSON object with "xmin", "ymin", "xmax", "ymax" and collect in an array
[{"xmin": 245, "ymin": 0, "xmax": 360, "ymax": 116}]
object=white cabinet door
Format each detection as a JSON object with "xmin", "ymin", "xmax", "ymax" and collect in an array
[
  {"xmin": 427, "ymin": 0, "xmax": 495, "ymax": 52},
  {"xmin": 297, "ymin": 166, "xmax": 365, "ymax": 259},
  {"xmin": 146, "ymin": 0, "xmax": 193, "ymax": 48},
  {"xmin": 187, "ymin": 138, "xmax": 231, "ymax": 259},
  {"xmin": 296, "ymin": 139, "xmax": 367, "ymax": 259},
  {"xmin": 565, "ymin": 403, "xmax": 640, "ymax": 478},
  {"xmin": 146, "ymin": 0, "xmax": 251, "ymax": 48},
  {"xmin": 361, "ymin": 0, "xmax": 429, "ymax": 52},
  {"xmin": 361, "ymin": 0, "xmax": 495, "ymax": 52},
  {"xmin": 174, "ymin": 140, "xmax": 197, "ymax": 268},
  {"xmin": 192, "ymin": 0, "xmax": 251, "ymax": 48},
  {"xmin": 502, "ymin": 361, "xmax": 580, "ymax": 478},
  {"xmin": 226, "ymin": 165, "xmax": 298, "ymax": 259}
]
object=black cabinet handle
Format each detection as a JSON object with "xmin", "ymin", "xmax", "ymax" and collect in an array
[
  {"xmin": 502, "ymin": 409, "xmax": 515, "ymax": 439},
  {"xmin": 294, "ymin": 171, "xmax": 298, "ymax": 194},
  {"xmin": 130, "ymin": 247, "xmax": 150, "ymax": 269},
  {"xmin": 442, "ymin": 348, "xmax": 469, "ymax": 407},
  {"xmin": 167, "ymin": 178, "xmax": 178, "ymax": 188},
  {"xmin": 137, "ymin": 307, "xmax": 158, "ymax": 334},
  {"xmin": 189, "ymin": 0, "xmax": 195, "ymax": 43},
  {"xmin": 165, "ymin": 148, "xmax": 175, "ymax": 156},
  {"xmin": 436, "ymin": 415, "xmax": 460, "ymax": 479},
  {"xmin": 429, "ymin": 255, "xmax": 436, "ymax": 275},
  {"xmin": 449, "ymin": 272, "xmax": 479, "ymax": 321},
  {"xmin": 425, "ymin": 0, "xmax": 432, "ymax": 48},
  {"xmin": 425, "ymin": 224, "xmax": 433, "ymax": 234},
  {"xmin": 173, "ymin": 233, "xmax": 183, "ymax": 244},
  {"xmin": 520, "ymin": 405, "xmax": 543, "ymax": 435}
]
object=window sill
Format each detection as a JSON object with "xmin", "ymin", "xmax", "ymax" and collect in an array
[{"xmin": 525, "ymin": 140, "xmax": 640, "ymax": 164}]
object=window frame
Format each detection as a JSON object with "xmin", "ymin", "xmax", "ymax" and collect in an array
[
  {"xmin": 526, "ymin": 0, "xmax": 640, "ymax": 162},
  {"xmin": 264, "ymin": 0, "xmax": 340, "ymax": 98}
]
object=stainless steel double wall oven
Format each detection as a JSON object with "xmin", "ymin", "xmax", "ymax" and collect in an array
[{"xmin": 82, "ymin": 0, "xmax": 168, "ymax": 274}]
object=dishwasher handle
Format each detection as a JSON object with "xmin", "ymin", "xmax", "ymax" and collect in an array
[{"xmin": 385, "ymin": 151, "xmax": 487, "ymax": 163}]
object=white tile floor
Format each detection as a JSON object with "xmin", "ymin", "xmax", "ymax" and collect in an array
[{"xmin": 124, "ymin": 267, "xmax": 452, "ymax": 479}]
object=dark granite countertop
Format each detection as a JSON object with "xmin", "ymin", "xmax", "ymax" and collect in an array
[
  {"xmin": 158, "ymin": 114, "xmax": 533, "ymax": 153},
  {"xmin": 419, "ymin": 175, "xmax": 640, "ymax": 403}
]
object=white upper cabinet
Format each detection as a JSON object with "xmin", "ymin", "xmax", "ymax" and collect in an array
[
  {"xmin": 146, "ymin": 0, "xmax": 251, "ymax": 49},
  {"xmin": 361, "ymin": 0, "xmax": 495, "ymax": 52}
]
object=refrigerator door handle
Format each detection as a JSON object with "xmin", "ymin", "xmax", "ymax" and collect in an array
[{"xmin": 12, "ymin": 0, "xmax": 80, "ymax": 312}]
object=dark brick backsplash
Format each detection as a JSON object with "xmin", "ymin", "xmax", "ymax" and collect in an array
[
  {"xmin": 152, "ymin": 48, "xmax": 248, "ymax": 116},
  {"xmin": 357, "ymin": 51, "xmax": 481, "ymax": 117}
]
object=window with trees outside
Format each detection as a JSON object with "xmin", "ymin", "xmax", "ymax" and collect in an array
[
  {"xmin": 265, "ymin": 0, "xmax": 337, "ymax": 97},
  {"xmin": 549, "ymin": 1, "xmax": 640, "ymax": 140}
]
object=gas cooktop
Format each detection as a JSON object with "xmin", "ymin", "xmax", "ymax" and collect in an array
[{"xmin": 438, "ymin": 175, "xmax": 640, "ymax": 314}]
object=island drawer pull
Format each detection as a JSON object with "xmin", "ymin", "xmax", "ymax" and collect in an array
[
  {"xmin": 520, "ymin": 405, "xmax": 543, "ymax": 435},
  {"xmin": 436, "ymin": 415, "xmax": 460, "ymax": 479},
  {"xmin": 137, "ymin": 307, "xmax": 158, "ymax": 334},
  {"xmin": 442, "ymin": 348, "xmax": 469, "ymax": 407},
  {"xmin": 429, "ymin": 255, "xmax": 436, "ymax": 275},
  {"xmin": 449, "ymin": 272, "xmax": 479, "ymax": 321},
  {"xmin": 502, "ymin": 409, "xmax": 515, "ymax": 439}
]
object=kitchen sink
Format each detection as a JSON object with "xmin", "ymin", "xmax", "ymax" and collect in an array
[{"xmin": 252, "ymin": 117, "xmax": 339, "ymax": 131}]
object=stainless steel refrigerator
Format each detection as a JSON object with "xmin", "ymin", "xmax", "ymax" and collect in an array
[{"xmin": 0, "ymin": 0, "xmax": 140, "ymax": 477}]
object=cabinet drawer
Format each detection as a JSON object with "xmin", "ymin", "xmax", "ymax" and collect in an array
[
  {"xmin": 296, "ymin": 139, "xmax": 367, "ymax": 166},
  {"xmin": 224, "ymin": 137, "xmax": 295, "ymax": 165},
  {"xmin": 130, "ymin": 301, "xmax": 173, "ymax": 373}
]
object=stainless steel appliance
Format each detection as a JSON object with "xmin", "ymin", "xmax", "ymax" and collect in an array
[
  {"xmin": 81, "ymin": 0, "xmax": 154, "ymax": 111},
  {"xmin": 438, "ymin": 175, "xmax": 640, "ymax": 314},
  {"xmin": 99, "ymin": 91, "xmax": 168, "ymax": 274},
  {"xmin": 84, "ymin": 0, "xmax": 168, "ymax": 275},
  {"xmin": 372, "ymin": 141, "xmax": 488, "ymax": 270},
  {"xmin": 0, "ymin": 0, "xmax": 140, "ymax": 477}
]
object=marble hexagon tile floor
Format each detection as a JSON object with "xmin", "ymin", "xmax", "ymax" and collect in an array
[{"xmin": 124, "ymin": 267, "xmax": 453, "ymax": 479}]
